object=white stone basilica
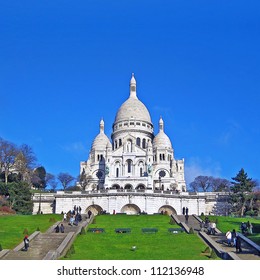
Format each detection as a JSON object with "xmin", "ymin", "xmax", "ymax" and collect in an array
[
  {"xmin": 33, "ymin": 74, "xmax": 224, "ymax": 216},
  {"xmin": 79, "ymin": 74, "xmax": 186, "ymax": 193}
]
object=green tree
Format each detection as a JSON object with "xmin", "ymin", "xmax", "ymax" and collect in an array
[
  {"xmin": 32, "ymin": 166, "xmax": 47, "ymax": 190},
  {"xmin": 230, "ymin": 168, "xmax": 256, "ymax": 216},
  {"xmin": 1, "ymin": 182, "xmax": 33, "ymax": 214}
]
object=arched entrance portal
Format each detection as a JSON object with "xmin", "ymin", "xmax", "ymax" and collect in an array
[
  {"xmin": 86, "ymin": 204, "xmax": 103, "ymax": 216},
  {"xmin": 121, "ymin": 204, "xmax": 141, "ymax": 215},
  {"xmin": 158, "ymin": 205, "xmax": 177, "ymax": 216}
]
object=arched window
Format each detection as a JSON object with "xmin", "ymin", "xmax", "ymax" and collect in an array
[
  {"xmin": 127, "ymin": 159, "xmax": 132, "ymax": 173},
  {"xmin": 136, "ymin": 137, "xmax": 141, "ymax": 147},
  {"xmin": 140, "ymin": 167, "xmax": 143, "ymax": 177},
  {"xmin": 115, "ymin": 140, "xmax": 118, "ymax": 149},
  {"xmin": 142, "ymin": 138, "xmax": 146, "ymax": 148},
  {"xmin": 126, "ymin": 140, "xmax": 132, "ymax": 152},
  {"xmin": 116, "ymin": 168, "xmax": 119, "ymax": 178},
  {"xmin": 119, "ymin": 139, "xmax": 122, "ymax": 146}
]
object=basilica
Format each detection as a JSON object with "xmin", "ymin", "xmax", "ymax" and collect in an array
[
  {"xmin": 33, "ymin": 75, "xmax": 223, "ymax": 216},
  {"xmin": 79, "ymin": 74, "xmax": 186, "ymax": 193}
]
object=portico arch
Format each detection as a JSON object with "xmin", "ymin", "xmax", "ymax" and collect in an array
[
  {"xmin": 86, "ymin": 204, "xmax": 103, "ymax": 215},
  {"xmin": 136, "ymin": 184, "xmax": 145, "ymax": 189},
  {"xmin": 158, "ymin": 205, "xmax": 177, "ymax": 216},
  {"xmin": 124, "ymin": 184, "xmax": 133, "ymax": 189},
  {"xmin": 111, "ymin": 184, "xmax": 121, "ymax": 189},
  {"xmin": 121, "ymin": 204, "xmax": 141, "ymax": 215}
]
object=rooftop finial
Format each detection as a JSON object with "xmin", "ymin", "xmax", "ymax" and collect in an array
[
  {"xmin": 130, "ymin": 73, "xmax": 137, "ymax": 99},
  {"xmin": 159, "ymin": 117, "xmax": 164, "ymax": 132},
  {"xmin": 100, "ymin": 118, "xmax": 104, "ymax": 133}
]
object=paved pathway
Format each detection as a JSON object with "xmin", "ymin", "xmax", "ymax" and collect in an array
[{"xmin": 0, "ymin": 215, "xmax": 92, "ymax": 260}]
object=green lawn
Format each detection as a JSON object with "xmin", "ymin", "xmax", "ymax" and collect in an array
[
  {"xmin": 64, "ymin": 215, "xmax": 210, "ymax": 260},
  {"xmin": 0, "ymin": 214, "xmax": 62, "ymax": 249}
]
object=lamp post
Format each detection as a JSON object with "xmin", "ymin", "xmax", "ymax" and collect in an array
[{"xmin": 37, "ymin": 184, "xmax": 42, "ymax": 214}]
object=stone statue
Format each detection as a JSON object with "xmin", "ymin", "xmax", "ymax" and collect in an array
[{"xmin": 105, "ymin": 165, "xmax": 110, "ymax": 175}]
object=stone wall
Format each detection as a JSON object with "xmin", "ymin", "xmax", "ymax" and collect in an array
[{"xmin": 32, "ymin": 191, "xmax": 223, "ymax": 215}]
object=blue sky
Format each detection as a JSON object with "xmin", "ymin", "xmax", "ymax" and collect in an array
[{"xmin": 1, "ymin": 0, "xmax": 260, "ymax": 187}]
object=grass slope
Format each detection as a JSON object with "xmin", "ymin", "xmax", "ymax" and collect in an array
[
  {"xmin": 0, "ymin": 214, "xmax": 62, "ymax": 249},
  {"xmin": 65, "ymin": 215, "xmax": 209, "ymax": 260}
]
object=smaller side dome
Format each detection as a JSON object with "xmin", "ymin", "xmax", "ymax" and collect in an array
[
  {"xmin": 91, "ymin": 119, "xmax": 112, "ymax": 150},
  {"xmin": 153, "ymin": 117, "xmax": 172, "ymax": 149}
]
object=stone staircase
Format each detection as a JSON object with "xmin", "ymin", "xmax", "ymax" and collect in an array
[
  {"xmin": 0, "ymin": 214, "xmax": 93, "ymax": 260},
  {"xmin": 176, "ymin": 215, "xmax": 201, "ymax": 232},
  {"xmin": 173, "ymin": 214, "xmax": 260, "ymax": 260}
]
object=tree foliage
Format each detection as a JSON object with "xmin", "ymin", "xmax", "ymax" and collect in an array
[
  {"xmin": 189, "ymin": 176, "xmax": 231, "ymax": 192},
  {"xmin": 0, "ymin": 182, "xmax": 33, "ymax": 214},
  {"xmin": 230, "ymin": 168, "xmax": 257, "ymax": 216},
  {"xmin": 32, "ymin": 166, "xmax": 47, "ymax": 190}
]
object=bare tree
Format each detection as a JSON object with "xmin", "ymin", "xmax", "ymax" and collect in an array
[
  {"xmin": 15, "ymin": 144, "xmax": 37, "ymax": 183},
  {"xmin": 189, "ymin": 176, "xmax": 212, "ymax": 192},
  {"xmin": 0, "ymin": 138, "xmax": 19, "ymax": 184},
  {"xmin": 45, "ymin": 173, "xmax": 58, "ymax": 191},
  {"xmin": 57, "ymin": 172, "xmax": 75, "ymax": 190}
]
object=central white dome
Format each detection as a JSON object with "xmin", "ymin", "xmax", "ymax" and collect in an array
[
  {"xmin": 114, "ymin": 74, "xmax": 152, "ymax": 124},
  {"xmin": 115, "ymin": 97, "xmax": 152, "ymax": 123}
]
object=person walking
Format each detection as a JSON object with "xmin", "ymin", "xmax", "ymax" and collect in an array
[
  {"xmin": 226, "ymin": 231, "xmax": 232, "ymax": 246},
  {"xmin": 23, "ymin": 235, "xmax": 30, "ymax": 251},
  {"xmin": 247, "ymin": 221, "xmax": 253, "ymax": 234},
  {"xmin": 236, "ymin": 235, "xmax": 242, "ymax": 253},
  {"xmin": 55, "ymin": 225, "xmax": 60, "ymax": 233},
  {"xmin": 231, "ymin": 229, "xmax": 237, "ymax": 246},
  {"xmin": 60, "ymin": 223, "xmax": 65, "ymax": 233}
]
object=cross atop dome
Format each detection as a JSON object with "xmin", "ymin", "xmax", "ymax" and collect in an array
[{"xmin": 130, "ymin": 73, "xmax": 137, "ymax": 99}]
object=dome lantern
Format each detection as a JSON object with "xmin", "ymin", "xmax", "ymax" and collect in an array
[{"xmin": 130, "ymin": 73, "xmax": 137, "ymax": 99}]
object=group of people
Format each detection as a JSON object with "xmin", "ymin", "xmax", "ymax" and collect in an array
[
  {"xmin": 240, "ymin": 221, "xmax": 253, "ymax": 235},
  {"xmin": 54, "ymin": 223, "xmax": 65, "ymax": 233},
  {"xmin": 200, "ymin": 217, "xmax": 217, "ymax": 235},
  {"xmin": 63, "ymin": 205, "xmax": 83, "ymax": 226},
  {"xmin": 225, "ymin": 229, "xmax": 242, "ymax": 253}
]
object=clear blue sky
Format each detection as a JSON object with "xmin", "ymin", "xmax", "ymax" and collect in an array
[{"xmin": 1, "ymin": 0, "xmax": 259, "ymax": 187}]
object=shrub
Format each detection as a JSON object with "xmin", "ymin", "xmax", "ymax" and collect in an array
[
  {"xmin": 202, "ymin": 246, "xmax": 210, "ymax": 254},
  {"xmin": 64, "ymin": 244, "xmax": 75, "ymax": 258},
  {"xmin": 0, "ymin": 244, "xmax": 2, "ymax": 251},
  {"xmin": 189, "ymin": 227, "xmax": 194, "ymax": 234},
  {"xmin": 80, "ymin": 227, "xmax": 86, "ymax": 235},
  {"xmin": 169, "ymin": 219, "xmax": 176, "ymax": 225},
  {"xmin": 49, "ymin": 217, "xmax": 56, "ymax": 223},
  {"xmin": 23, "ymin": 228, "xmax": 29, "ymax": 235},
  {"xmin": 36, "ymin": 227, "xmax": 40, "ymax": 231},
  {"xmin": 0, "ymin": 205, "xmax": 16, "ymax": 214},
  {"xmin": 245, "ymin": 210, "xmax": 255, "ymax": 217},
  {"xmin": 210, "ymin": 249, "xmax": 218, "ymax": 259}
]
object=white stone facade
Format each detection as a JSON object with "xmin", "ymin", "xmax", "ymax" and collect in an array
[
  {"xmin": 33, "ymin": 190, "xmax": 226, "ymax": 216},
  {"xmin": 79, "ymin": 74, "xmax": 186, "ymax": 193}
]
